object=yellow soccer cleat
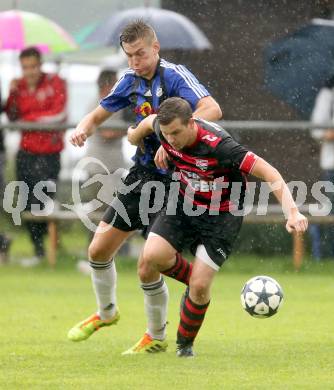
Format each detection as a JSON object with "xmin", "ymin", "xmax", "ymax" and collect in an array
[
  {"xmin": 122, "ymin": 333, "xmax": 168, "ymax": 355},
  {"xmin": 67, "ymin": 310, "xmax": 120, "ymax": 342}
]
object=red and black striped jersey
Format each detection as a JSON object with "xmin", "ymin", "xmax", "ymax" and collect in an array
[{"xmin": 154, "ymin": 118, "xmax": 258, "ymax": 211}]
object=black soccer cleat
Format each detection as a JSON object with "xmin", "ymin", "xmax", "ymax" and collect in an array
[{"xmin": 176, "ymin": 343, "xmax": 195, "ymax": 358}]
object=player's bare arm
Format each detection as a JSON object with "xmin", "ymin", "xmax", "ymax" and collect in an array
[
  {"xmin": 127, "ymin": 114, "xmax": 156, "ymax": 146},
  {"xmin": 70, "ymin": 105, "xmax": 112, "ymax": 147},
  {"xmin": 193, "ymin": 96, "xmax": 222, "ymax": 121},
  {"xmin": 250, "ymin": 157, "xmax": 308, "ymax": 234}
]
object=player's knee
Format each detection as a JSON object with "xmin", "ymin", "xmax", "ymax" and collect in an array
[
  {"xmin": 88, "ymin": 241, "xmax": 110, "ymax": 262},
  {"xmin": 142, "ymin": 245, "xmax": 158, "ymax": 264},
  {"xmin": 143, "ymin": 243, "xmax": 174, "ymax": 268},
  {"xmin": 138, "ymin": 259, "xmax": 153, "ymax": 282},
  {"xmin": 138, "ymin": 251, "xmax": 157, "ymax": 282},
  {"xmin": 189, "ymin": 278, "xmax": 209, "ymax": 300}
]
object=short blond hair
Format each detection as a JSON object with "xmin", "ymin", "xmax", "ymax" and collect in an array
[{"xmin": 120, "ymin": 19, "xmax": 158, "ymax": 46}]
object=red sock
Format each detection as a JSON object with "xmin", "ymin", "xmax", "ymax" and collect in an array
[
  {"xmin": 161, "ymin": 253, "xmax": 193, "ymax": 285},
  {"xmin": 177, "ymin": 294, "xmax": 210, "ymax": 346}
]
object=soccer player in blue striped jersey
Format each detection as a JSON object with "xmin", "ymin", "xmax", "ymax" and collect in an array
[{"xmin": 68, "ymin": 20, "xmax": 222, "ymax": 347}]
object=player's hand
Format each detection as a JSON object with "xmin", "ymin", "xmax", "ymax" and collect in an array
[
  {"xmin": 127, "ymin": 126, "xmax": 139, "ymax": 145},
  {"xmin": 154, "ymin": 145, "xmax": 170, "ymax": 170},
  {"xmin": 286, "ymin": 211, "xmax": 308, "ymax": 234},
  {"xmin": 127, "ymin": 126, "xmax": 145, "ymax": 152},
  {"xmin": 69, "ymin": 126, "xmax": 91, "ymax": 147}
]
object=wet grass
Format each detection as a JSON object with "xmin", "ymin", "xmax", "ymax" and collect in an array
[{"xmin": 1, "ymin": 249, "xmax": 333, "ymax": 389}]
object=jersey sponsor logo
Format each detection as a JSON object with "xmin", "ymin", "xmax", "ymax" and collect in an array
[
  {"xmin": 201, "ymin": 134, "xmax": 218, "ymax": 142},
  {"xmin": 192, "ymin": 179, "xmax": 218, "ymax": 192},
  {"xmin": 181, "ymin": 171, "xmax": 218, "ymax": 192},
  {"xmin": 182, "ymin": 170, "xmax": 200, "ymax": 179},
  {"xmin": 167, "ymin": 147, "xmax": 183, "ymax": 158},
  {"xmin": 196, "ymin": 159, "xmax": 208, "ymax": 170},
  {"xmin": 156, "ymin": 87, "xmax": 163, "ymax": 97},
  {"xmin": 134, "ymin": 102, "xmax": 156, "ymax": 117}
]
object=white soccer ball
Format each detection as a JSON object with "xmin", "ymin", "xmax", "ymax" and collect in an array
[{"xmin": 241, "ymin": 275, "xmax": 283, "ymax": 318}]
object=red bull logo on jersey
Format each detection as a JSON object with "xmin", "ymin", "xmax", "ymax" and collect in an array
[{"xmin": 134, "ymin": 102, "xmax": 157, "ymax": 117}]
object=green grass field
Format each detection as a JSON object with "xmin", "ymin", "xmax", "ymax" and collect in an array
[{"xmin": 1, "ymin": 253, "xmax": 334, "ymax": 389}]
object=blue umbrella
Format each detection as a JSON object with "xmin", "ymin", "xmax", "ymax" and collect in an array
[
  {"xmin": 83, "ymin": 7, "xmax": 212, "ymax": 51},
  {"xmin": 264, "ymin": 19, "xmax": 334, "ymax": 118}
]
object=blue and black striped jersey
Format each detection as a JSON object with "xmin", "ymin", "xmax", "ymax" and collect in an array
[{"xmin": 100, "ymin": 58, "xmax": 210, "ymax": 172}]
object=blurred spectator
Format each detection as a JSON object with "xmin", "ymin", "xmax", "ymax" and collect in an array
[
  {"xmin": 4, "ymin": 47, "xmax": 67, "ymax": 266},
  {"xmin": 85, "ymin": 69, "xmax": 127, "ymax": 181},
  {"xmin": 0, "ymin": 88, "xmax": 11, "ymax": 264},
  {"xmin": 79, "ymin": 69, "xmax": 129, "ymax": 271},
  {"xmin": 310, "ymin": 83, "xmax": 334, "ymax": 260}
]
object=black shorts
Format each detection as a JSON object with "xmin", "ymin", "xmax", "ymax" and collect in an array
[
  {"xmin": 149, "ymin": 202, "xmax": 243, "ymax": 268},
  {"xmin": 102, "ymin": 164, "xmax": 171, "ymax": 237}
]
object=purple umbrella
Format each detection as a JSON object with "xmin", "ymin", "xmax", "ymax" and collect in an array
[{"xmin": 84, "ymin": 7, "xmax": 212, "ymax": 51}]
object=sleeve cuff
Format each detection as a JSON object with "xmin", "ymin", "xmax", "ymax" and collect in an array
[{"xmin": 239, "ymin": 151, "xmax": 259, "ymax": 174}]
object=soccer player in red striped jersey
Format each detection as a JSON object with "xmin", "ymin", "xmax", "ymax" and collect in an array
[{"xmin": 124, "ymin": 97, "xmax": 308, "ymax": 357}]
